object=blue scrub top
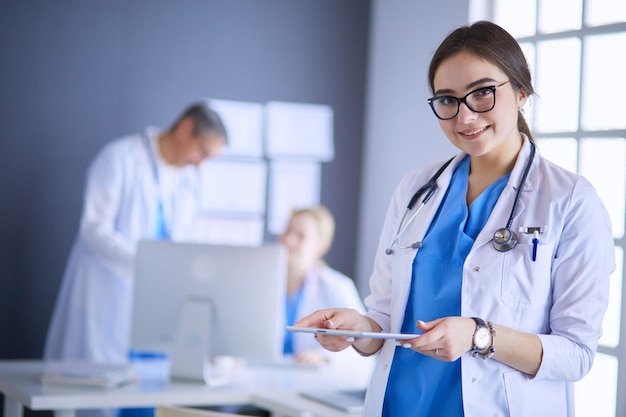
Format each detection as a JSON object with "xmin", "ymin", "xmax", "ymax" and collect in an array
[
  {"xmin": 383, "ymin": 156, "xmax": 509, "ymax": 417},
  {"xmin": 283, "ymin": 285, "xmax": 305, "ymax": 354}
]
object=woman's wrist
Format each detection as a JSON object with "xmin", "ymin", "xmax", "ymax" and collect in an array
[
  {"xmin": 352, "ymin": 338, "xmax": 383, "ymax": 356},
  {"xmin": 472, "ymin": 320, "xmax": 496, "ymax": 360},
  {"xmin": 351, "ymin": 316, "xmax": 384, "ymax": 356}
]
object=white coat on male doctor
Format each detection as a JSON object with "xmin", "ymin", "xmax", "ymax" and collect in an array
[{"xmin": 44, "ymin": 127, "xmax": 205, "ymax": 363}]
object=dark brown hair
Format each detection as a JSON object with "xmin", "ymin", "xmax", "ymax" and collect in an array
[{"xmin": 428, "ymin": 20, "xmax": 535, "ymax": 142}]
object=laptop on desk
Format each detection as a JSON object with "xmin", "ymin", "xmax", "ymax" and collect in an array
[{"xmin": 300, "ymin": 388, "xmax": 366, "ymax": 414}]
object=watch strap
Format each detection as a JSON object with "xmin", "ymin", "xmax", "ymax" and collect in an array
[{"xmin": 471, "ymin": 317, "xmax": 487, "ymax": 327}]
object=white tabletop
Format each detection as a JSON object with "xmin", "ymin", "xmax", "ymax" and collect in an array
[
  {"xmin": 0, "ymin": 359, "xmax": 373, "ymax": 417},
  {"xmin": 253, "ymin": 391, "xmax": 365, "ymax": 417}
]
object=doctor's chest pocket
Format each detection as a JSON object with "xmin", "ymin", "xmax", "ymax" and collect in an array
[{"xmin": 500, "ymin": 238, "xmax": 555, "ymax": 308}]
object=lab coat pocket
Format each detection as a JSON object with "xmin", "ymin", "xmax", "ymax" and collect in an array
[
  {"xmin": 500, "ymin": 240, "xmax": 555, "ymax": 308},
  {"xmin": 503, "ymin": 371, "xmax": 568, "ymax": 417}
]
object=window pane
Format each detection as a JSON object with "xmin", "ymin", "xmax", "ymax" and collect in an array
[
  {"xmin": 579, "ymin": 138, "xmax": 626, "ymax": 239},
  {"xmin": 539, "ymin": 0, "xmax": 582, "ymax": 33},
  {"xmin": 536, "ymin": 137, "xmax": 577, "ymax": 173},
  {"xmin": 600, "ymin": 247, "xmax": 623, "ymax": 348},
  {"xmin": 535, "ymin": 39, "xmax": 581, "ymax": 133},
  {"xmin": 574, "ymin": 353, "xmax": 618, "ymax": 417},
  {"xmin": 585, "ymin": 0, "xmax": 626, "ymax": 26},
  {"xmin": 469, "ymin": 0, "xmax": 490, "ymax": 22},
  {"xmin": 494, "ymin": 0, "xmax": 537, "ymax": 37},
  {"xmin": 581, "ymin": 33, "xmax": 626, "ymax": 131}
]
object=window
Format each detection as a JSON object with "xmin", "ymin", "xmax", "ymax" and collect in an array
[{"xmin": 471, "ymin": 1, "xmax": 626, "ymax": 415}]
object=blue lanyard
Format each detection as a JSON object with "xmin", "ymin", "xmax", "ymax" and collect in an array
[{"xmin": 142, "ymin": 132, "xmax": 170, "ymax": 240}]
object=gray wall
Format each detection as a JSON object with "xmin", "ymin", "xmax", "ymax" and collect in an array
[
  {"xmin": 0, "ymin": 0, "xmax": 370, "ymax": 359},
  {"xmin": 356, "ymin": 0, "xmax": 469, "ymax": 293},
  {"xmin": 0, "ymin": 0, "xmax": 473, "ymax": 361}
]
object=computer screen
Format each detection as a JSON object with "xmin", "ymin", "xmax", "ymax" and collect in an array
[{"xmin": 131, "ymin": 240, "xmax": 287, "ymax": 383}]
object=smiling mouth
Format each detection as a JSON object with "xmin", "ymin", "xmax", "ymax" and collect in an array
[{"xmin": 460, "ymin": 126, "xmax": 489, "ymax": 137}]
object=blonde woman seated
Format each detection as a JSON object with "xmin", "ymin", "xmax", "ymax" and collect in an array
[{"xmin": 279, "ymin": 206, "xmax": 366, "ymax": 366}]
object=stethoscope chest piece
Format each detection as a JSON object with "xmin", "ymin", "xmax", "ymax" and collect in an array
[{"xmin": 492, "ymin": 227, "xmax": 518, "ymax": 252}]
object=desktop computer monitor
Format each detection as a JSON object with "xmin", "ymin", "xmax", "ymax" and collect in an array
[{"xmin": 131, "ymin": 240, "xmax": 287, "ymax": 384}]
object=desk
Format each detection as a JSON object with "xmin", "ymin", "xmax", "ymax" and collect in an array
[{"xmin": 0, "ymin": 360, "xmax": 372, "ymax": 417}]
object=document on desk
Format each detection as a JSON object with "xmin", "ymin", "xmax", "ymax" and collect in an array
[{"xmin": 41, "ymin": 361, "xmax": 138, "ymax": 388}]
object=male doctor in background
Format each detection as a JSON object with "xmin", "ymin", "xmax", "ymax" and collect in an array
[{"xmin": 44, "ymin": 101, "xmax": 228, "ymax": 365}]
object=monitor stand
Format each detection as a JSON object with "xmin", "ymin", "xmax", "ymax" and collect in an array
[{"xmin": 170, "ymin": 298, "xmax": 214, "ymax": 385}]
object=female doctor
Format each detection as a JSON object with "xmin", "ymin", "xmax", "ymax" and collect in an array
[
  {"xmin": 279, "ymin": 206, "xmax": 366, "ymax": 366},
  {"xmin": 44, "ymin": 102, "xmax": 227, "ymax": 364},
  {"xmin": 294, "ymin": 21, "xmax": 615, "ymax": 416}
]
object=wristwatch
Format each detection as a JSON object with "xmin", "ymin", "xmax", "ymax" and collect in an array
[{"xmin": 470, "ymin": 317, "xmax": 491, "ymax": 354}]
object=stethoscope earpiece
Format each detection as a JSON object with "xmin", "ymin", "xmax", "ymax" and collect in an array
[{"xmin": 492, "ymin": 227, "xmax": 518, "ymax": 252}]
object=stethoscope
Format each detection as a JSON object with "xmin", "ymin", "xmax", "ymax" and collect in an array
[{"xmin": 385, "ymin": 141, "xmax": 536, "ymax": 255}]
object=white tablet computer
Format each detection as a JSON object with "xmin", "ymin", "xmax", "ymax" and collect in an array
[{"xmin": 285, "ymin": 326, "xmax": 420, "ymax": 340}]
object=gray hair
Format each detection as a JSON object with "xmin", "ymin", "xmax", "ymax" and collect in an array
[{"xmin": 169, "ymin": 101, "xmax": 228, "ymax": 143}]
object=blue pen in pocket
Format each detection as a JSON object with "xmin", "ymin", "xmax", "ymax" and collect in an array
[{"xmin": 532, "ymin": 230, "xmax": 539, "ymax": 262}]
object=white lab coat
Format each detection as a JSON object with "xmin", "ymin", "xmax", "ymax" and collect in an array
[
  {"xmin": 362, "ymin": 139, "xmax": 615, "ymax": 417},
  {"xmin": 291, "ymin": 264, "xmax": 375, "ymax": 373},
  {"xmin": 292, "ymin": 263, "xmax": 365, "ymax": 352},
  {"xmin": 44, "ymin": 128, "xmax": 205, "ymax": 363}
]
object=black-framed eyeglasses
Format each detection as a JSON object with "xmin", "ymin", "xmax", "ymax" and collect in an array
[{"xmin": 427, "ymin": 80, "xmax": 510, "ymax": 120}]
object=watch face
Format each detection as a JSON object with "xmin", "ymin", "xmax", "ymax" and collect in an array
[{"xmin": 474, "ymin": 327, "xmax": 491, "ymax": 350}]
